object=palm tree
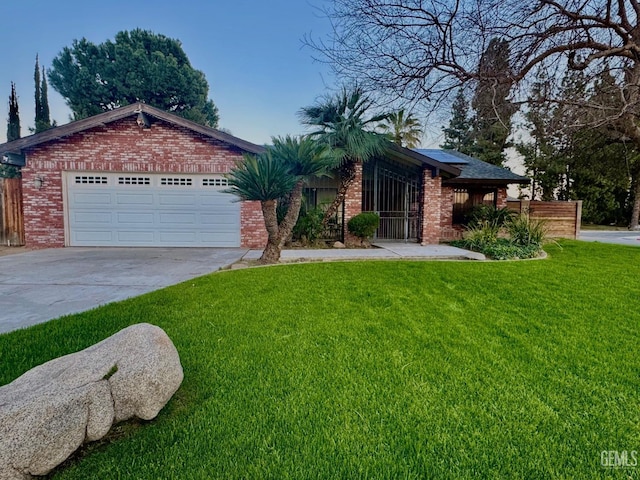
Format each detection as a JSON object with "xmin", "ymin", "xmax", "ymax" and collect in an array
[
  {"xmin": 270, "ymin": 135, "xmax": 334, "ymax": 248},
  {"xmin": 379, "ymin": 108, "xmax": 423, "ymax": 148},
  {"xmin": 225, "ymin": 150, "xmax": 296, "ymax": 263},
  {"xmin": 225, "ymin": 136, "xmax": 333, "ymax": 263},
  {"xmin": 299, "ymin": 86, "xmax": 390, "ymax": 226}
]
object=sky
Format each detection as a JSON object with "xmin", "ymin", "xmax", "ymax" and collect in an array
[{"xmin": 0, "ymin": 0, "xmax": 338, "ymax": 145}]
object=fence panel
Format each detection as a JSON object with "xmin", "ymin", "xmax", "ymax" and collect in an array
[
  {"xmin": 507, "ymin": 200, "xmax": 582, "ymax": 239},
  {"xmin": 0, "ymin": 177, "xmax": 25, "ymax": 246}
]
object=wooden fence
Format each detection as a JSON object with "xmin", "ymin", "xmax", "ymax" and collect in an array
[
  {"xmin": 506, "ymin": 200, "xmax": 582, "ymax": 239},
  {"xmin": 0, "ymin": 177, "xmax": 25, "ymax": 246}
]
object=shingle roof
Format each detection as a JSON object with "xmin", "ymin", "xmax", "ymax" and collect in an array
[
  {"xmin": 414, "ymin": 149, "xmax": 530, "ymax": 185},
  {"xmin": 0, "ymin": 103, "xmax": 266, "ymax": 159}
]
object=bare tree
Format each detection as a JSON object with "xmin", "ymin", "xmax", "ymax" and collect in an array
[{"xmin": 309, "ymin": 0, "xmax": 640, "ymax": 228}]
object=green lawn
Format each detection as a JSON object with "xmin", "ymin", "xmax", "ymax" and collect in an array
[{"xmin": 1, "ymin": 241, "xmax": 639, "ymax": 479}]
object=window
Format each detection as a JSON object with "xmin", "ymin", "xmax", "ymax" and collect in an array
[
  {"xmin": 118, "ymin": 176, "xmax": 150, "ymax": 185},
  {"xmin": 75, "ymin": 175, "xmax": 108, "ymax": 184},
  {"xmin": 160, "ymin": 177, "xmax": 192, "ymax": 186},
  {"xmin": 452, "ymin": 188, "xmax": 496, "ymax": 224},
  {"xmin": 202, "ymin": 178, "xmax": 228, "ymax": 187}
]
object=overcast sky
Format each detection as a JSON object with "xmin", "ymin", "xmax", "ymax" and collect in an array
[{"xmin": 0, "ymin": 0, "xmax": 340, "ymax": 145}]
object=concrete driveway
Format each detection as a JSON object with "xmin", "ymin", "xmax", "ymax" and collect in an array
[
  {"xmin": 0, "ymin": 247, "xmax": 247, "ymax": 334},
  {"xmin": 579, "ymin": 230, "xmax": 640, "ymax": 246}
]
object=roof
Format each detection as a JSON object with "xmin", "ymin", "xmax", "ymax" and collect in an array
[
  {"xmin": 414, "ymin": 149, "xmax": 530, "ymax": 185},
  {"xmin": 388, "ymin": 143, "xmax": 461, "ymax": 177},
  {"xmin": 0, "ymin": 103, "xmax": 266, "ymax": 161}
]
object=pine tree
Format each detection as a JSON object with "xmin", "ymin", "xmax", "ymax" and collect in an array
[
  {"xmin": 470, "ymin": 38, "xmax": 517, "ymax": 166},
  {"xmin": 441, "ymin": 89, "xmax": 473, "ymax": 154}
]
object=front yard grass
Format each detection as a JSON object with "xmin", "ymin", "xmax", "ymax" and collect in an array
[{"xmin": 1, "ymin": 241, "xmax": 638, "ymax": 479}]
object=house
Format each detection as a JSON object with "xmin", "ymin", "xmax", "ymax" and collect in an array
[{"xmin": 0, "ymin": 103, "xmax": 528, "ymax": 249}]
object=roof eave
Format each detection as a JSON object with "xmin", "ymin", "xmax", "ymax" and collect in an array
[
  {"xmin": 388, "ymin": 143, "xmax": 461, "ymax": 177},
  {"xmin": 443, "ymin": 178, "xmax": 531, "ymax": 186},
  {"xmin": 0, "ymin": 103, "xmax": 266, "ymax": 156}
]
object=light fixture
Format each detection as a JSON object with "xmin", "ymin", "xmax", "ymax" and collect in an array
[
  {"xmin": 136, "ymin": 111, "xmax": 150, "ymax": 128},
  {"xmin": 34, "ymin": 176, "xmax": 45, "ymax": 190}
]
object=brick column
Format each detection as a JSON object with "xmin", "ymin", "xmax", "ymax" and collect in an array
[
  {"xmin": 496, "ymin": 187, "xmax": 508, "ymax": 209},
  {"xmin": 420, "ymin": 170, "xmax": 442, "ymax": 245},
  {"xmin": 343, "ymin": 162, "xmax": 363, "ymax": 245}
]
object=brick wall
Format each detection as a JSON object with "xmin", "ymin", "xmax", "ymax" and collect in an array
[
  {"xmin": 439, "ymin": 185, "xmax": 463, "ymax": 241},
  {"xmin": 343, "ymin": 162, "xmax": 363, "ymax": 245},
  {"xmin": 21, "ymin": 116, "xmax": 267, "ymax": 248},
  {"xmin": 419, "ymin": 170, "xmax": 442, "ymax": 244}
]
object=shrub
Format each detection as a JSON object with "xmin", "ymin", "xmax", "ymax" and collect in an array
[
  {"xmin": 466, "ymin": 205, "xmax": 515, "ymax": 228},
  {"xmin": 507, "ymin": 213, "xmax": 548, "ymax": 246},
  {"xmin": 293, "ymin": 206, "xmax": 325, "ymax": 244},
  {"xmin": 347, "ymin": 212, "xmax": 380, "ymax": 240}
]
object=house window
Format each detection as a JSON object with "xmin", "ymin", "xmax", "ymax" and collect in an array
[
  {"xmin": 452, "ymin": 188, "xmax": 496, "ymax": 224},
  {"xmin": 202, "ymin": 178, "xmax": 228, "ymax": 187},
  {"xmin": 75, "ymin": 175, "xmax": 108, "ymax": 184},
  {"xmin": 161, "ymin": 177, "xmax": 192, "ymax": 186},
  {"xmin": 118, "ymin": 176, "xmax": 150, "ymax": 185}
]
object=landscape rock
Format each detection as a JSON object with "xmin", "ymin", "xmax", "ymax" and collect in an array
[
  {"xmin": 333, "ymin": 241, "xmax": 346, "ymax": 249},
  {"xmin": 0, "ymin": 323, "xmax": 183, "ymax": 480}
]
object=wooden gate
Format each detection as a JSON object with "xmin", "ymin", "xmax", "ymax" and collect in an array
[{"xmin": 0, "ymin": 177, "xmax": 25, "ymax": 246}]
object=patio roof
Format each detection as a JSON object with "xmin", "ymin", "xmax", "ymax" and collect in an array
[{"xmin": 415, "ymin": 149, "xmax": 530, "ymax": 185}]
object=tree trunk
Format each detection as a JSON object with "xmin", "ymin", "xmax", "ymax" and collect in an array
[
  {"xmin": 260, "ymin": 199, "xmax": 282, "ymax": 264},
  {"xmin": 279, "ymin": 180, "xmax": 305, "ymax": 248},
  {"xmin": 630, "ymin": 178, "xmax": 640, "ymax": 230},
  {"xmin": 322, "ymin": 160, "xmax": 357, "ymax": 227}
]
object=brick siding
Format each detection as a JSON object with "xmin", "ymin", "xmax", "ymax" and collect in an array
[{"xmin": 21, "ymin": 116, "xmax": 267, "ymax": 248}]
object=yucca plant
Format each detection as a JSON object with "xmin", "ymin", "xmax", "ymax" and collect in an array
[{"xmin": 507, "ymin": 212, "xmax": 548, "ymax": 246}]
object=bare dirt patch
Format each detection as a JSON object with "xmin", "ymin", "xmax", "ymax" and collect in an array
[{"xmin": 0, "ymin": 246, "xmax": 31, "ymax": 257}]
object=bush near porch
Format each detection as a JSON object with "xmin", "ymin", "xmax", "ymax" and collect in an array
[{"xmin": 0, "ymin": 241, "xmax": 638, "ymax": 479}]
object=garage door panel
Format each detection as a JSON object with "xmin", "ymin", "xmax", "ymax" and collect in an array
[
  {"xmin": 159, "ymin": 213, "xmax": 197, "ymax": 224},
  {"xmin": 116, "ymin": 193, "xmax": 154, "ymax": 205},
  {"xmin": 74, "ymin": 231, "xmax": 114, "ymax": 242},
  {"xmin": 67, "ymin": 173, "xmax": 241, "ymax": 247},
  {"xmin": 72, "ymin": 211, "xmax": 113, "ymax": 224},
  {"xmin": 117, "ymin": 212, "xmax": 155, "ymax": 224},
  {"xmin": 117, "ymin": 231, "xmax": 156, "ymax": 243},
  {"xmin": 72, "ymin": 193, "xmax": 113, "ymax": 205},
  {"xmin": 159, "ymin": 194, "xmax": 197, "ymax": 206}
]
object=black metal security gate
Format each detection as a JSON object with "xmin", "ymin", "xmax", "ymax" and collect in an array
[{"xmin": 363, "ymin": 160, "xmax": 421, "ymax": 241}]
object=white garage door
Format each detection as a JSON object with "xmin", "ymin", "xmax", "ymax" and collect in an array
[{"xmin": 65, "ymin": 172, "xmax": 241, "ymax": 247}]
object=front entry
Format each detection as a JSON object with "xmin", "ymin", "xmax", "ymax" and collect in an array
[{"xmin": 363, "ymin": 160, "xmax": 421, "ymax": 241}]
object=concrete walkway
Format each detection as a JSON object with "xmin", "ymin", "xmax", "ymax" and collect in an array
[
  {"xmin": 579, "ymin": 230, "xmax": 640, "ymax": 246},
  {"xmin": 243, "ymin": 243, "xmax": 485, "ymax": 262}
]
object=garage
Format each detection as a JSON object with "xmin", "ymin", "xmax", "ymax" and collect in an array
[
  {"xmin": 0, "ymin": 103, "xmax": 267, "ymax": 249},
  {"xmin": 65, "ymin": 172, "xmax": 240, "ymax": 247}
]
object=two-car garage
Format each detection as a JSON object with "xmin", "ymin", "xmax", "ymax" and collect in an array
[{"xmin": 65, "ymin": 172, "xmax": 241, "ymax": 247}]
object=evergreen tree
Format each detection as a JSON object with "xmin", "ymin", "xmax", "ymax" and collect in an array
[
  {"xmin": 441, "ymin": 89, "xmax": 473, "ymax": 154},
  {"xmin": 49, "ymin": 29, "xmax": 219, "ymax": 126},
  {"xmin": 7, "ymin": 82, "xmax": 20, "ymax": 142},
  {"xmin": 34, "ymin": 55, "xmax": 52, "ymax": 133},
  {"xmin": 2, "ymin": 82, "xmax": 21, "ymax": 178},
  {"xmin": 470, "ymin": 38, "xmax": 517, "ymax": 166},
  {"xmin": 40, "ymin": 66, "xmax": 51, "ymax": 131},
  {"xmin": 516, "ymin": 68, "xmax": 566, "ymax": 200},
  {"xmin": 34, "ymin": 55, "xmax": 42, "ymax": 131}
]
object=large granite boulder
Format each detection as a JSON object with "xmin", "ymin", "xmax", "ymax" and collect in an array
[{"xmin": 0, "ymin": 323, "xmax": 183, "ymax": 479}]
